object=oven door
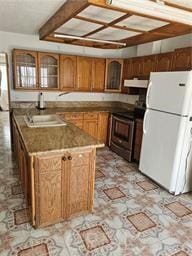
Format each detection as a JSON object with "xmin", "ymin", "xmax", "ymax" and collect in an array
[{"xmin": 111, "ymin": 115, "xmax": 134, "ymax": 150}]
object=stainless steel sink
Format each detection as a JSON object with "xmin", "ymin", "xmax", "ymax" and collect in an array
[{"xmin": 24, "ymin": 114, "xmax": 67, "ymax": 128}]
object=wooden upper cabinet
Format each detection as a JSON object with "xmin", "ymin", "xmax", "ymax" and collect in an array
[
  {"xmin": 77, "ymin": 56, "xmax": 92, "ymax": 91},
  {"xmin": 131, "ymin": 57, "xmax": 144, "ymax": 79},
  {"xmin": 92, "ymin": 58, "xmax": 105, "ymax": 92},
  {"xmin": 172, "ymin": 47, "xmax": 192, "ymax": 71},
  {"xmin": 60, "ymin": 55, "xmax": 77, "ymax": 91},
  {"xmin": 13, "ymin": 49, "xmax": 38, "ymax": 89},
  {"xmin": 142, "ymin": 55, "xmax": 157, "ymax": 79},
  {"xmin": 38, "ymin": 52, "xmax": 59, "ymax": 89},
  {"xmin": 105, "ymin": 59, "xmax": 123, "ymax": 92},
  {"xmin": 155, "ymin": 52, "xmax": 173, "ymax": 72}
]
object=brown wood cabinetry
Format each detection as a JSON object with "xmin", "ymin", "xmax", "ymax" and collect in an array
[
  {"xmin": 38, "ymin": 52, "xmax": 59, "ymax": 89},
  {"xmin": 92, "ymin": 58, "xmax": 105, "ymax": 92},
  {"xmin": 155, "ymin": 52, "xmax": 173, "ymax": 72},
  {"xmin": 12, "ymin": 115, "xmax": 97, "ymax": 228},
  {"xmin": 172, "ymin": 47, "xmax": 192, "ymax": 71},
  {"xmin": 59, "ymin": 111, "xmax": 109, "ymax": 144},
  {"xmin": 98, "ymin": 112, "xmax": 109, "ymax": 144},
  {"xmin": 13, "ymin": 49, "xmax": 38, "ymax": 89},
  {"xmin": 105, "ymin": 59, "xmax": 123, "ymax": 92},
  {"xmin": 63, "ymin": 149, "xmax": 95, "ymax": 219},
  {"xmin": 35, "ymin": 148, "xmax": 95, "ymax": 227},
  {"xmin": 35, "ymin": 155, "xmax": 63, "ymax": 227},
  {"xmin": 77, "ymin": 56, "xmax": 92, "ymax": 91},
  {"xmin": 83, "ymin": 113, "xmax": 98, "ymax": 140},
  {"xmin": 60, "ymin": 55, "xmax": 77, "ymax": 91},
  {"xmin": 133, "ymin": 119, "xmax": 143, "ymax": 162},
  {"xmin": 142, "ymin": 55, "xmax": 157, "ymax": 79}
]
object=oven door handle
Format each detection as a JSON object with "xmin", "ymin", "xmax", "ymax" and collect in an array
[
  {"xmin": 143, "ymin": 109, "xmax": 149, "ymax": 134},
  {"xmin": 112, "ymin": 115, "xmax": 134, "ymax": 124}
]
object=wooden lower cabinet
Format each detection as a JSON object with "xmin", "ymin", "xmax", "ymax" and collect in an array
[
  {"xmin": 98, "ymin": 112, "xmax": 109, "ymax": 144},
  {"xmin": 83, "ymin": 113, "xmax": 98, "ymax": 140},
  {"xmin": 59, "ymin": 111, "xmax": 109, "ymax": 144},
  {"xmin": 34, "ymin": 148, "xmax": 95, "ymax": 227}
]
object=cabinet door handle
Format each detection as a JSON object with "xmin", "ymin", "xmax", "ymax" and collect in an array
[
  {"xmin": 68, "ymin": 156, "xmax": 72, "ymax": 161},
  {"xmin": 62, "ymin": 156, "xmax": 67, "ymax": 161}
]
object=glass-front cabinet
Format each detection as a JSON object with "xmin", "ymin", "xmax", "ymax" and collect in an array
[
  {"xmin": 13, "ymin": 50, "xmax": 38, "ymax": 89},
  {"xmin": 38, "ymin": 53, "xmax": 59, "ymax": 89},
  {"xmin": 105, "ymin": 59, "xmax": 123, "ymax": 92},
  {"xmin": 13, "ymin": 50, "xmax": 59, "ymax": 90}
]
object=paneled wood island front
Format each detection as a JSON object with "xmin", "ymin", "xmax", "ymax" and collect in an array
[{"xmin": 12, "ymin": 112, "xmax": 104, "ymax": 228}]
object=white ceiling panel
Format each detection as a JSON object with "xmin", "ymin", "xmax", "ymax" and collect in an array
[
  {"xmin": 89, "ymin": 27, "xmax": 141, "ymax": 41},
  {"xmin": 117, "ymin": 15, "xmax": 169, "ymax": 31},
  {"xmin": 56, "ymin": 18, "xmax": 102, "ymax": 36},
  {"xmin": 80, "ymin": 5, "xmax": 125, "ymax": 23},
  {"xmin": 0, "ymin": 0, "xmax": 65, "ymax": 35}
]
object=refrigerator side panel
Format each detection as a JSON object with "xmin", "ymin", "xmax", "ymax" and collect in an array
[
  {"xmin": 139, "ymin": 109, "xmax": 187, "ymax": 191},
  {"xmin": 147, "ymin": 71, "xmax": 192, "ymax": 115}
]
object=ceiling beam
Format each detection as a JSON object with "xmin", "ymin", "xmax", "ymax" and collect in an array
[
  {"xmin": 39, "ymin": 0, "xmax": 90, "ymax": 40},
  {"xmin": 120, "ymin": 23, "xmax": 192, "ymax": 47},
  {"xmin": 162, "ymin": 0, "xmax": 192, "ymax": 12}
]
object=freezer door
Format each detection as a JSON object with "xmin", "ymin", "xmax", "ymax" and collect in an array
[
  {"xmin": 139, "ymin": 109, "xmax": 187, "ymax": 192},
  {"xmin": 147, "ymin": 71, "xmax": 192, "ymax": 116}
]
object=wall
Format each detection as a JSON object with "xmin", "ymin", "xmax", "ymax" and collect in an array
[
  {"xmin": 0, "ymin": 30, "xmax": 138, "ymax": 104},
  {"xmin": 137, "ymin": 33, "xmax": 192, "ymax": 56}
]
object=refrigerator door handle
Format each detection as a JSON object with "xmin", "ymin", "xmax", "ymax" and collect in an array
[
  {"xmin": 143, "ymin": 109, "xmax": 149, "ymax": 134},
  {"xmin": 146, "ymin": 81, "xmax": 152, "ymax": 108}
]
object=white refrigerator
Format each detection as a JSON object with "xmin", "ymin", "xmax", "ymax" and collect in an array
[{"xmin": 139, "ymin": 71, "xmax": 192, "ymax": 195}]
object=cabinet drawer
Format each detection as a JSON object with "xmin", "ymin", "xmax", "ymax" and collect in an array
[
  {"xmin": 64, "ymin": 112, "xmax": 83, "ymax": 120},
  {"xmin": 84, "ymin": 112, "xmax": 98, "ymax": 120}
]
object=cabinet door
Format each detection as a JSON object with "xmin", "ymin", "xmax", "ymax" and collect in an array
[
  {"xmin": 13, "ymin": 49, "xmax": 38, "ymax": 89},
  {"xmin": 63, "ymin": 148, "xmax": 95, "ymax": 218},
  {"xmin": 98, "ymin": 112, "xmax": 109, "ymax": 144},
  {"xmin": 105, "ymin": 59, "xmax": 123, "ymax": 91},
  {"xmin": 77, "ymin": 56, "xmax": 92, "ymax": 91},
  {"xmin": 35, "ymin": 155, "xmax": 63, "ymax": 227},
  {"xmin": 155, "ymin": 53, "xmax": 173, "ymax": 72},
  {"xmin": 131, "ymin": 57, "xmax": 144, "ymax": 79},
  {"xmin": 38, "ymin": 52, "xmax": 59, "ymax": 89},
  {"xmin": 172, "ymin": 47, "xmax": 192, "ymax": 71},
  {"xmin": 60, "ymin": 55, "xmax": 77, "ymax": 91},
  {"xmin": 92, "ymin": 58, "xmax": 105, "ymax": 92},
  {"xmin": 121, "ymin": 59, "xmax": 132, "ymax": 94},
  {"xmin": 142, "ymin": 55, "xmax": 157, "ymax": 79},
  {"xmin": 83, "ymin": 119, "xmax": 98, "ymax": 139}
]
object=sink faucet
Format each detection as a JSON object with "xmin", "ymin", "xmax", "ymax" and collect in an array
[{"xmin": 26, "ymin": 103, "xmax": 34, "ymax": 123}]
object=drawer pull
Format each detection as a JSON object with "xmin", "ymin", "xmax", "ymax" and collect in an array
[
  {"xmin": 68, "ymin": 156, "xmax": 72, "ymax": 161},
  {"xmin": 62, "ymin": 156, "xmax": 67, "ymax": 161}
]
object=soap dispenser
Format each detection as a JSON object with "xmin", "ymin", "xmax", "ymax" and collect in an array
[{"xmin": 37, "ymin": 92, "xmax": 45, "ymax": 110}]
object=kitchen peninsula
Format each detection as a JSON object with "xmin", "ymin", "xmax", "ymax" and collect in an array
[{"xmin": 12, "ymin": 110, "xmax": 104, "ymax": 228}]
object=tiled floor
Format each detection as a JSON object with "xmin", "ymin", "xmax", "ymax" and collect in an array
[{"xmin": 0, "ymin": 111, "xmax": 192, "ymax": 256}]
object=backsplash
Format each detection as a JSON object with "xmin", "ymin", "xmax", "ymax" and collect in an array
[{"xmin": 11, "ymin": 101, "xmax": 134, "ymax": 110}]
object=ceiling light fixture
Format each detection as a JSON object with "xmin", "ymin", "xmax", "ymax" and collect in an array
[
  {"xmin": 54, "ymin": 34, "xmax": 127, "ymax": 47},
  {"xmin": 107, "ymin": 0, "xmax": 192, "ymax": 26}
]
